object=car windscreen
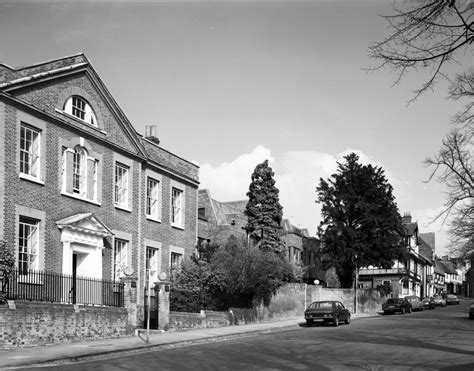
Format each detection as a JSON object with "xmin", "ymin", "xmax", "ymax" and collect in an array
[{"xmin": 309, "ymin": 302, "xmax": 333, "ymax": 309}]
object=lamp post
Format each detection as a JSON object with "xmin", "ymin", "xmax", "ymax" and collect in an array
[{"xmin": 352, "ymin": 254, "xmax": 358, "ymax": 314}]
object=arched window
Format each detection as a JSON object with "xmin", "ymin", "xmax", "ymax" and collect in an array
[
  {"xmin": 64, "ymin": 96, "xmax": 97, "ymax": 126},
  {"xmin": 62, "ymin": 145, "xmax": 98, "ymax": 202}
]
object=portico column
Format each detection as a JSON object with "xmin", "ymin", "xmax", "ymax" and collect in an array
[{"xmin": 62, "ymin": 241, "xmax": 72, "ymax": 275}]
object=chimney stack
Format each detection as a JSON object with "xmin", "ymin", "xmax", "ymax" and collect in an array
[
  {"xmin": 401, "ymin": 212, "xmax": 412, "ymax": 224},
  {"xmin": 145, "ymin": 125, "xmax": 160, "ymax": 145}
]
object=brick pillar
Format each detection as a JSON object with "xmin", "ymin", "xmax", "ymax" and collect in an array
[
  {"xmin": 121, "ymin": 276, "xmax": 138, "ymax": 332},
  {"xmin": 155, "ymin": 281, "xmax": 170, "ymax": 330}
]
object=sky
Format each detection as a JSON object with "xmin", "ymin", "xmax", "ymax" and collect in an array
[{"xmin": 1, "ymin": 0, "xmax": 470, "ymax": 256}]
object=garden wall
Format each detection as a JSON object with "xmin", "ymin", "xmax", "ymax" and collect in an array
[
  {"xmin": 168, "ymin": 310, "xmax": 231, "ymax": 331},
  {"xmin": 0, "ymin": 301, "xmax": 130, "ymax": 349},
  {"xmin": 167, "ymin": 284, "xmax": 384, "ymax": 331},
  {"xmin": 255, "ymin": 284, "xmax": 384, "ymax": 322}
]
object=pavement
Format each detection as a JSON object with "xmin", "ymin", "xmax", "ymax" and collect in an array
[{"xmin": 0, "ymin": 312, "xmax": 378, "ymax": 369}]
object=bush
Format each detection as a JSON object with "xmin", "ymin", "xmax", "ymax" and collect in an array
[{"xmin": 171, "ymin": 236, "xmax": 294, "ymax": 311}]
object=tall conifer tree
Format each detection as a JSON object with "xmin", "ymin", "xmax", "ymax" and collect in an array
[{"xmin": 245, "ymin": 160, "xmax": 284, "ymax": 256}]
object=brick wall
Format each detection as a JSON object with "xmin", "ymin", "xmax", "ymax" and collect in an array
[
  {"xmin": 166, "ymin": 284, "xmax": 385, "ymax": 332},
  {"xmin": 168, "ymin": 310, "xmax": 231, "ymax": 331},
  {"xmin": 0, "ymin": 302, "xmax": 129, "ymax": 349}
]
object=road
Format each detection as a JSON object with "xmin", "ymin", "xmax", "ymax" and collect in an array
[{"xmin": 30, "ymin": 300, "xmax": 474, "ymax": 371}]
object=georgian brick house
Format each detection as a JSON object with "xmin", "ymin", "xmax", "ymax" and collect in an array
[{"xmin": 0, "ymin": 54, "xmax": 198, "ymax": 318}]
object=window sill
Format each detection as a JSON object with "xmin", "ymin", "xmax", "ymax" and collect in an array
[
  {"xmin": 19, "ymin": 173, "xmax": 45, "ymax": 185},
  {"xmin": 146, "ymin": 216, "xmax": 161, "ymax": 223},
  {"xmin": 61, "ymin": 191, "xmax": 101, "ymax": 206},
  {"xmin": 55, "ymin": 109, "xmax": 107, "ymax": 135},
  {"xmin": 171, "ymin": 223, "xmax": 184, "ymax": 231},
  {"xmin": 115, "ymin": 204, "xmax": 132, "ymax": 213}
]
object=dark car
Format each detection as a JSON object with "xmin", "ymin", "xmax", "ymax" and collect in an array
[
  {"xmin": 422, "ymin": 297, "xmax": 436, "ymax": 310},
  {"xmin": 405, "ymin": 296, "xmax": 424, "ymax": 311},
  {"xmin": 446, "ymin": 294, "xmax": 460, "ymax": 305},
  {"xmin": 382, "ymin": 298, "xmax": 412, "ymax": 314},
  {"xmin": 433, "ymin": 295, "xmax": 447, "ymax": 307},
  {"xmin": 304, "ymin": 301, "xmax": 351, "ymax": 327},
  {"xmin": 469, "ymin": 304, "xmax": 474, "ymax": 319}
]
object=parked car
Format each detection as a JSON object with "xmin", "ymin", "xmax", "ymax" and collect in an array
[
  {"xmin": 446, "ymin": 294, "xmax": 460, "ymax": 305},
  {"xmin": 433, "ymin": 295, "xmax": 447, "ymax": 307},
  {"xmin": 405, "ymin": 296, "xmax": 424, "ymax": 311},
  {"xmin": 304, "ymin": 301, "xmax": 351, "ymax": 327},
  {"xmin": 382, "ymin": 298, "xmax": 412, "ymax": 314},
  {"xmin": 421, "ymin": 297, "xmax": 436, "ymax": 310},
  {"xmin": 469, "ymin": 304, "xmax": 474, "ymax": 320}
]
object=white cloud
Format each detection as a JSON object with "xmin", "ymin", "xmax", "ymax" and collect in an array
[
  {"xmin": 198, "ymin": 145, "xmax": 274, "ymax": 201},
  {"xmin": 198, "ymin": 145, "xmax": 450, "ymax": 255}
]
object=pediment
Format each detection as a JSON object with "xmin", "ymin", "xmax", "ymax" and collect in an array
[
  {"xmin": 1, "ymin": 54, "xmax": 145, "ymax": 157},
  {"xmin": 56, "ymin": 213, "xmax": 113, "ymax": 237}
]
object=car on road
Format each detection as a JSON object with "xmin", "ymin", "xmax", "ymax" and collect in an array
[
  {"xmin": 469, "ymin": 304, "xmax": 474, "ymax": 319},
  {"xmin": 445, "ymin": 294, "xmax": 460, "ymax": 305},
  {"xmin": 405, "ymin": 296, "xmax": 424, "ymax": 311},
  {"xmin": 304, "ymin": 300, "xmax": 351, "ymax": 327},
  {"xmin": 421, "ymin": 297, "xmax": 436, "ymax": 310},
  {"xmin": 382, "ymin": 298, "xmax": 412, "ymax": 315},
  {"xmin": 433, "ymin": 295, "xmax": 447, "ymax": 307}
]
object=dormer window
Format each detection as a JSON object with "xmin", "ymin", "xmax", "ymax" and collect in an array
[{"xmin": 64, "ymin": 95, "xmax": 97, "ymax": 126}]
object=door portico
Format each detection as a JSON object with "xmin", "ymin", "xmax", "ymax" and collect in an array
[{"xmin": 56, "ymin": 213, "xmax": 113, "ymax": 279}]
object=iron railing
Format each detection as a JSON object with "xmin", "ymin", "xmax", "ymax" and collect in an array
[{"xmin": 0, "ymin": 269, "xmax": 124, "ymax": 307}]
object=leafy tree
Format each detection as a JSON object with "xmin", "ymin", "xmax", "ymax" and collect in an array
[
  {"xmin": 245, "ymin": 160, "xmax": 284, "ymax": 256},
  {"xmin": 368, "ymin": 0, "xmax": 473, "ymax": 101},
  {"xmin": 211, "ymin": 236, "xmax": 293, "ymax": 308},
  {"xmin": 171, "ymin": 235, "xmax": 294, "ymax": 311},
  {"xmin": 170, "ymin": 243, "xmax": 222, "ymax": 312},
  {"xmin": 316, "ymin": 153, "xmax": 407, "ymax": 288}
]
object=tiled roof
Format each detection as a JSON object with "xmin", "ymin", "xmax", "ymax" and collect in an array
[
  {"xmin": 434, "ymin": 260, "xmax": 446, "ymax": 274},
  {"xmin": 403, "ymin": 222, "xmax": 418, "ymax": 236},
  {"xmin": 0, "ymin": 53, "xmax": 88, "ymax": 86},
  {"xmin": 439, "ymin": 260, "xmax": 458, "ymax": 275},
  {"xmin": 221, "ymin": 200, "xmax": 247, "ymax": 215},
  {"xmin": 418, "ymin": 234, "xmax": 434, "ymax": 262},
  {"xmin": 141, "ymin": 138, "xmax": 199, "ymax": 183}
]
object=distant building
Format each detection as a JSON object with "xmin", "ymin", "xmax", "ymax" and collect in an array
[
  {"xmin": 197, "ymin": 189, "xmax": 310, "ymax": 268},
  {"xmin": 358, "ymin": 213, "xmax": 434, "ymax": 298}
]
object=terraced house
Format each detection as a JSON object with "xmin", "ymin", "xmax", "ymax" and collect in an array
[
  {"xmin": 358, "ymin": 213, "xmax": 434, "ymax": 298},
  {"xmin": 0, "ymin": 54, "xmax": 199, "ymax": 331}
]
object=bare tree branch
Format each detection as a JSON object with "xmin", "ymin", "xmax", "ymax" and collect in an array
[{"xmin": 368, "ymin": 0, "xmax": 473, "ymax": 100}]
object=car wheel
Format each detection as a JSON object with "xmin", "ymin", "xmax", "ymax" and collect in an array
[
  {"xmin": 346, "ymin": 315, "xmax": 351, "ymax": 325},
  {"xmin": 401, "ymin": 307, "xmax": 405, "ymax": 315},
  {"xmin": 306, "ymin": 319, "xmax": 313, "ymax": 327},
  {"xmin": 383, "ymin": 310, "xmax": 389, "ymax": 315},
  {"xmin": 334, "ymin": 316, "xmax": 339, "ymax": 327}
]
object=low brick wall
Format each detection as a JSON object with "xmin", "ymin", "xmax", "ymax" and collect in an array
[
  {"xmin": 169, "ymin": 310, "xmax": 231, "ymax": 331},
  {"xmin": 0, "ymin": 301, "xmax": 130, "ymax": 348}
]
